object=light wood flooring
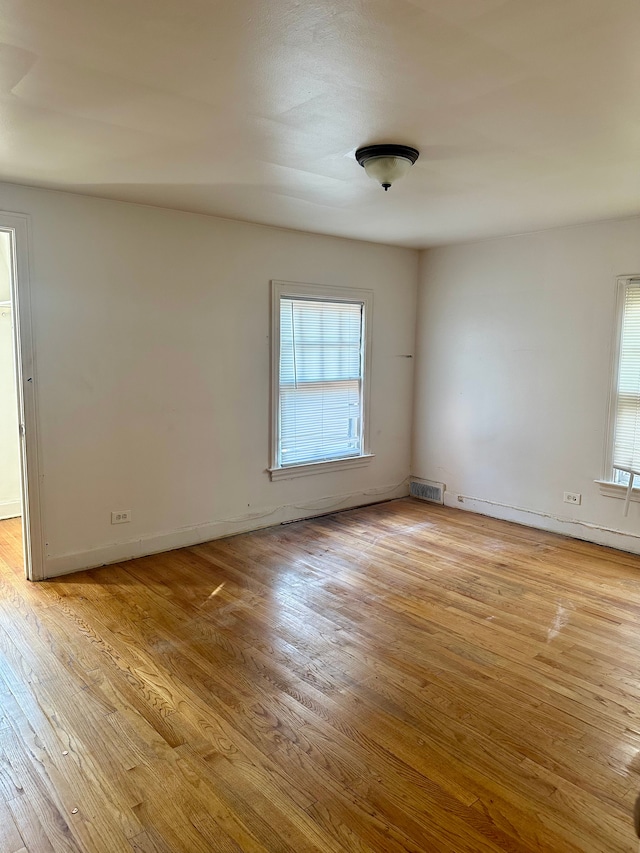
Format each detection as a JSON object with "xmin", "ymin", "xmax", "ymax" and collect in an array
[{"xmin": 1, "ymin": 498, "xmax": 640, "ymax": 852}]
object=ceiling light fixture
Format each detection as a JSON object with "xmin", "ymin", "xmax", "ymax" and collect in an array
[{"xmin": 355, "ymin": 144, "xmax": 420, "ymax": 191}]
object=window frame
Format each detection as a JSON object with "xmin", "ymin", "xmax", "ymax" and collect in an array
[
  {"xmin": 597, "ymin": 274, "xmax": 640, "ymax": 501},
  {"xmin": 269, "ymin": 280, "xmax": 374, "ymax": 481}
]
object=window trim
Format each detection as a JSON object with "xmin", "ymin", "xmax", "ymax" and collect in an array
[
  {"xmin": 269, "ymin": 280, "xmax": 374, "ymax": 480},
  {"xmin": 597, "ymin": 273, "xmax": 640, "ymax": 499}
]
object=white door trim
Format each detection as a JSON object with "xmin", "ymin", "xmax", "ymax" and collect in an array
[{"xmin": 1, "ymin": 211, "xmax": 44, "ymax": 581}]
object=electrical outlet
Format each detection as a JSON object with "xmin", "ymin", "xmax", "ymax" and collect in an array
[
  {"xmin": 111, "ymin": 510, "xmax": 131, "ymax": 524},
  {"xmin": 563, "ymin": 492, "xmax": 581, "ymax": 505}
]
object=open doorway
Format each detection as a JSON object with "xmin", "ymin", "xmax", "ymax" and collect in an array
[
  {"xmin": 0, "ymin": 229, "xmax": 24, "ymax": 576},
  {"xmin": 0, "ymin": 214, "xmax": 43, "ymax": 581}
]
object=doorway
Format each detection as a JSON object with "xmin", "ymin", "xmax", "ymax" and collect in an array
[
  {"xmin": 0, "ymin": 213, "xmax": 43, "ymax": 581},
  {"xmin": 0, "ymin": 229, "xmax": 23, "ymax": 574}
]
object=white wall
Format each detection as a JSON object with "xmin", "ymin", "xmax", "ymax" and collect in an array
[
  {"xmin": 413, "ymin": 216, "xmax": 640, "ymax": 554},
  {"xmin": 0, "ymin": 183, "xmax": 417, "ymax": 576},
  {"xmin": 0, "ymin": 232, "xmax": 21, "ymax": 519}
]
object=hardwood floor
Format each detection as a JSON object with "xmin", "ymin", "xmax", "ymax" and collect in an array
[{"xmin": 1, "ymin": 499, "xmax": 640, "ymax": 851}]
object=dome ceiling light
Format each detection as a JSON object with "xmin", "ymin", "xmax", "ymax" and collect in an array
[{"xmin": 355, "ymin": 144, "xmax": 420, "ymax": 191}]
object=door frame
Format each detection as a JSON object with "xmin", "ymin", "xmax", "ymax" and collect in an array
[{"xmin": 1, "ymin": 211, "xmax": 44, "ymax": 581}]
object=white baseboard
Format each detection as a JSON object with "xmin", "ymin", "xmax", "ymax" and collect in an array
[
  {"xmin": 43, "ymin": 481, "xmax": 410, "ymax": 578},
  {"xmin": 0, "ymin": 500, "xmax": 21, "ymax": 520},
  {"xmin": 445, "ymin": 491, "xmax": 640, "ymax": 556}
]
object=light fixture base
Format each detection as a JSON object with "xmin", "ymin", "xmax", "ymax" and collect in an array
[{"xmin": 355, "ymin": 144, "xmax": 420, "ymax": 167}]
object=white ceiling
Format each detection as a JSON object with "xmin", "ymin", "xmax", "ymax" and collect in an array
[{"xmin": 0, "ymin": 0, "xmax": 638, "ymax": 248}]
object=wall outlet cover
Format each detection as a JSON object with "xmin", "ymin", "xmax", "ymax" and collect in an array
[
  {"xmin": 111, "ymin": 510, "xmax": 131, "ymax": 524},
  {"xmin": 563, "ymin": 492, "xmax": 581, "ymax": 505}
]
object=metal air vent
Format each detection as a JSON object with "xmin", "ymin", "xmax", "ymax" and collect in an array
[{"xmin": 410, "ymin": 480, "xmax": 444, "ymax": 504}]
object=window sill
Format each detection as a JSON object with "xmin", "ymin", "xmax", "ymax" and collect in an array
[
  {"xmin": 269, "ymin": 454, "xmax": 375, "ymax": 481},
  {"xmin": 595, "ymin": 479, "xmax": 640, "ymax": 502}
]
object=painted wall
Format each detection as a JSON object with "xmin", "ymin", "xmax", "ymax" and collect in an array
[
  {"xmin": 413, "ymin": 216, "xmax": 640, "ymax": 554},
  {"xmin": 0, "ymin": 183, "xmax": 417, "ymax": 576},
  {"xmin": 0, "ymin": 232, "xmax": 21, "ymax": 519}
]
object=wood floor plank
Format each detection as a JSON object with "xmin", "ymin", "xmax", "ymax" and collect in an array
[
  {"xmin": 2, "ymin": 500, "xmax": 640, "ymax": 850},
  {"xmin": 8, "ymin": 794, "xmax": 57, "ymax": 853},
  {"xmin": 0, "ymin": 797, "xmax": 26, "ymax": 852}
]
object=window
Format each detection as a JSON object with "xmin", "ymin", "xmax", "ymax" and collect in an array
[
  {"xmin": 602, "ymin": 275, "xmax": 640, "ymax": 494},
  {"xmin": 270, "ymin": 281, "xmax": 373, "ymax": 480}
]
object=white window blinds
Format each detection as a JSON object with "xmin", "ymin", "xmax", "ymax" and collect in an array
[
  {"xmin": 278, "ymin": 297, "xmax": 364, "ymax": 467},
  {"xmin": 613, "ymin": 282, "xmax": 640, "ymax": 473}
]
